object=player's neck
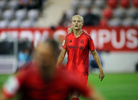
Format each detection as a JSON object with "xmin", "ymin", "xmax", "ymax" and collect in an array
[{"xmin": 73, "ymin": 29, "xmax": 83, "ymax": 37}]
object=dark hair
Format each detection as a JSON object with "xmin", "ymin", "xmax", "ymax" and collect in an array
[{"xmin": 44, "ymin": 38, "xmax": 59, "ymax": 58}]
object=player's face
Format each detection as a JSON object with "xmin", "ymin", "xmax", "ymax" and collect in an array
[
  {"xmin": 35, "ymin": 43, "xmax": 56, "ymax": 71},
  {"xmin": 72, "ymin": 16, "xmax": 83, "ymax": 30}
]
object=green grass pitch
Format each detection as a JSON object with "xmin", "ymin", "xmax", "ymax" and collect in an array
[{"xmin": 0, "ymin": 73, "xmax": 138, "ymax": 100}]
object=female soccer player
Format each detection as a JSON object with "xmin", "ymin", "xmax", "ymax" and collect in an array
[{"xmin": 57, "ymin": 15, "xmax": 105, "ymax": 100}]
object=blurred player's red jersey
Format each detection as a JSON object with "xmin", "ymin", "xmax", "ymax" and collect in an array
[
  {"xmin": 2, "ymin": 62, "xmax": 91, "ymax": 100},
  {"xmin": 62, "ymin": 31, "xmax": 95, "ymax": 75}
]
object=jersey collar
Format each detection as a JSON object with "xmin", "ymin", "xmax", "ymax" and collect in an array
[{"xmin": 72, "ymin": 30, "xmax": 84, "ymax": 38}]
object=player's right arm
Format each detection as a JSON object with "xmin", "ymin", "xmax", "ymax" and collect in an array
[
  {"xmin": 56, "ymin": 48, "xmax": 66, "ymax": 66},
  {"xmin": 72, "ymin": 83, "xmax": 104, "ymax": 100},
  {"xmin": 87, "ymin": 85, "xmax": 105, "ymax": 100},
  {"xmin": 68, "ymin": 73, "xmax": 104, "ymax": 100},
  {"xmin": 56, "ymin": 37, "xmax": 67, "ymax": 67},
  {"xmin": 0, "ymin": 93, "xmax": 9, "ymax": 100},
  {"xmin": 0, "ymin": 66, "xmax": 28, "ymax": 100},
  {"xmin": 0, "ymin": 75, "xmax": 20, "ymax": 100},
  {"xmin": 74, "ymin": 83, "xmax": 104, "ymax": 100}
]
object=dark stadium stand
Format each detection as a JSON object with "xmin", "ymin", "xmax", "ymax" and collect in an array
[
  {"xmin": 0, "ymin": 0, "xmax": 47, "ymax": 28},
  {"xmin": 0, "ymin": 0, "xmax": 138, "ymax": 27},
  {"xmin": 59, "ymin": 0, "xmax": 138, "ymax": 27}
]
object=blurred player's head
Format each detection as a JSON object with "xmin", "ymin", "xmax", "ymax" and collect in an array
[
  {"xmin": 34, "ymin": 39, "xmax": 59, "ymax": 79},
  {"xmin": 68, "ymin": 15, "xmax": 84, "ymax": 33}
]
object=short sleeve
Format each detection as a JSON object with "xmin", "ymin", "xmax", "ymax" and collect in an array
[
  {"xmin": 2, "ymin": 70, "xmax": 27, "ymax": 98},
  {"xmin": 88, "ymin": 36, "xmax": 95, "ymax": 51},
  {"xmin": 62, "ymin": 36, "xmax": 67, "ymax": 49}
]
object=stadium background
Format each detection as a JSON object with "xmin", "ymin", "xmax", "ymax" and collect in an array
[{"xmin": 0, "ymin": 0, "xmax": 138, "ymax": 100}]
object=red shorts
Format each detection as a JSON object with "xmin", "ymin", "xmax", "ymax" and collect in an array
[
  {"xmin": 76, "ymin": 74, "xmax": 88, "ymax": 86},
  {"xmin": 66, "ymin": 69, "xmax": 88, "ymax": 86},
  {"xmin": 70, "ymin": 74, "xmax": 88, "ymax": 95}
]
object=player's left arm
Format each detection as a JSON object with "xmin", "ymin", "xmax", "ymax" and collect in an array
[
  {"xmin": 88, "ymin": 35, "xmax": 105, "ymax": 81},
  {"xmin": 91, "ymin": 50, "xmax": 104, "ymax": 81}
]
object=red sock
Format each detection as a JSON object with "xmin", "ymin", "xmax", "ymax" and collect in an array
[{"xmin": 72, "ymin": 98, "xmax": 79, "ymax": 100}]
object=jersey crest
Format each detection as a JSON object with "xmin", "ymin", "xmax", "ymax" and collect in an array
[{"xmin": 80, "ymin": 40, "xmax": 84, "ymax": 44}]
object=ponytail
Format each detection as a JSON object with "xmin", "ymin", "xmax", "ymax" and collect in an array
[{"xmin": 68, "ymin": 27, "xmax": 73, "ymax": 34}]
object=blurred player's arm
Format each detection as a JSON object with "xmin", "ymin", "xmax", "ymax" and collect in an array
[
  {"xmin": 82, "ymin": 85, "xmax": 105, "ymax": 100},
  {"xmin": 0, "ymin": 70, "xmax": 26, "ymax": 100},
  {"xmin": 56, "ymin": 48, "xmax": 66, "ymax": 66},
  {"xmin": 69, "ymin": 74, "xmax": 104, "ymax": 100},
  {"xmin": 0, "ymin": 75, "xmax": 20, "ymax": 100},
  {"xmin": 87, "ymin": 86, "xmax": 105, "ymax": 100},
  {"xmin": 71, "ymin": 80, "xmax": 104, "ymax": 100},
  {"xmin": 0, "ymin": 93, "xmax": 10, "ymax": 100},
  {"xmin": 91, "ymin": 50, "xmax": 104, "ymax": 81}
]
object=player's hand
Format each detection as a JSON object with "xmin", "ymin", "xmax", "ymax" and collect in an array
[{"xmin": 99, "ymin": 70, "xmax": 104, "ymax": 81}]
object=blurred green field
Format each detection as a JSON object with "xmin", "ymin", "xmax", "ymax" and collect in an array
[{"xmin": 0, "ymin": 73, "xmax": 138, "ymax": 100}]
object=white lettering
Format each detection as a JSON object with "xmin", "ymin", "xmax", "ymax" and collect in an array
[
  {"xmin": 53, "ymin": 30, "xmax": 66, "ymax": 41},
  {"xmin": 0, "ymin": 31, "xmax": 7, "ymax": 40},
  {"xmin": 8, "ymin": 31, "xmax": 18, "ymax": 38},
  {"xmin": 90, "ymin": 30, "xmax": 97, "ymax": 47},
  {"xmin": 34, "ymin": 31, "xmax": 42, "ymax": 47},
  {"xmin": 126, "ymin": 29, "xmax": 138, "ymax": 48},
  {"xmin": 20, "ymin": 31, "xmax": 33, "ymax": 41},
  {"xmin": 41, "ymin": 31, "xmax": 49, "ymax": 41},
  {"xmin": 98, "ymin": 30, "xmax": 111, "ymax": 48},
  {"xmin": 111, "ymin": 30, "xmax": 125, "ymax": 49}
]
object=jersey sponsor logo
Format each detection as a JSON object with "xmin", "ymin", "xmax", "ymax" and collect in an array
[
  {"xmin": 62, "ymin": 40, "xmax": 65, "ymax": 46},
  {"xmin": 68, "ymin": 45, "xmax": 78, "ymax": 49},
  {"xmin": 68, "ymin": 45, "xmax": 84, "ymax": 50},
  {"xmin": 80, "ymin": 40, "xmax": 84, "ymax": 44}
]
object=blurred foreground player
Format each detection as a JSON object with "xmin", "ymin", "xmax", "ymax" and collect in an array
[
  {"xmin": 0, "ymin": 39, "xmax": 104, "ymax": 100},
  {"xmin": 57, "ymin": 15, "xmax": 105, "ymax": 100}
]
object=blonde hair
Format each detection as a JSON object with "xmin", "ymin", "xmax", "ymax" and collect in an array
[{"xmin": 68, "ymin": 15, "xmax": 84, "ymax": 34}]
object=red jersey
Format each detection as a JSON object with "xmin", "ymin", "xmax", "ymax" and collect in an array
[
  {"xmin": 2, "ymin": 62, "xmax": 91, "ymax": 100},
  {"xmin": 62, "ymin": 31, "xmax": 95, "ymax": 75}
]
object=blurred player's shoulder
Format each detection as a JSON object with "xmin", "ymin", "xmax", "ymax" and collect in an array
[
  {"xmin": 18, "ymin": 61, "xmax": 35, "ymax": 71},
  {"xmin": 15, "ymin": 61, "xmax": 37, "ymax": 77}
]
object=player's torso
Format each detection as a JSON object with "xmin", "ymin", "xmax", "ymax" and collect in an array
[{"xmin": 66, "ymin": 33, "xmax": 89, "ymax": 75}]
